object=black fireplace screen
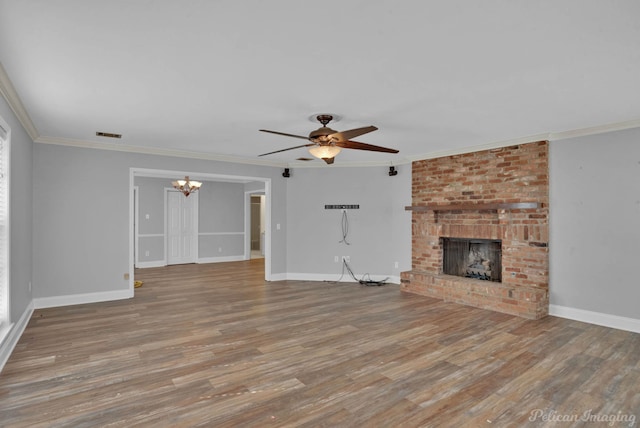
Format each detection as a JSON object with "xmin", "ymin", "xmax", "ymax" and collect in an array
[{"xmin": 442, "ymin": 238, "xmax": 502, "ymax": 282}]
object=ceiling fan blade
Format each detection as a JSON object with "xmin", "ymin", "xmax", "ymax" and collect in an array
[
  {"xmin": 259, "ymin": 143, "xmax": 315, "ymax": 157},
  {"xmin": 336, "ymin": 140, "xmax": 399, "ymax": 153},
  {"xmin": 322, "ymin": 157, "xmax": 335, "ymax": 165},
  {"xmin": 329, "ymin": 126, "xmax": 378, "ymax": 142},
  {"xmin": 259, "ymin": 129, "xmax": 310, "ymax": 140}
]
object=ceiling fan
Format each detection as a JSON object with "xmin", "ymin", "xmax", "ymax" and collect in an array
[{"xmin": 259, "ymin": 114, "xmax": 399, "ymax": 164}]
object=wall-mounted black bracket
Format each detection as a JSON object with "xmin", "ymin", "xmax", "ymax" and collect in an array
[{"xmin": 324, "ymin": 204, "xmax": 360, "ymax": 210}]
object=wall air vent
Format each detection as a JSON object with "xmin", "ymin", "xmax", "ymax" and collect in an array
[{"xmin": 96, "ymin": 131, "xmax": 122, "ymax": 139}]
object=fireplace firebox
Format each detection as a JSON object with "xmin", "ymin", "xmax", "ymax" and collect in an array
[{"xmin": 442, "ymin": 238, "xmax": 502, "ymax": 282}]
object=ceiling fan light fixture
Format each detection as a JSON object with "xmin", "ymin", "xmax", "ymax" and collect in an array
[{"xmin": 308, "ymin": 145, "xmax": 341, "ymax": 160}]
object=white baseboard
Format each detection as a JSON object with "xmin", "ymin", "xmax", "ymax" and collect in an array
[
  {"xmin": 34, "ymin": 289, "xmax": 133, "ymax": 309},
  {"xmin": 386, "ymin": 275, "xmax": 401, "ymax": 285},
  {"xmin": 136, "ymin": 256, "xmax": 248, "ymax": 268},
  {"xmin": 269, "ymin": 273, "xmax": 287, "ymax": 281},
  {"xmin": 549, "ymin": 304, "xmax": 640, "ymax": 334},
  {"xmin": 0, "ymin": 300, "xmax": 34, "ymax": 373},
  {"xmin": 273, "ymin": 273, "xmax": 400, "ymax": 284},
  {"xmin": 198, "ymin": 256, "xmax": 245, "ymax": 264},
  {"xmin": 135, "ymin": 261, "xmax": 166, "ymax": 268}
]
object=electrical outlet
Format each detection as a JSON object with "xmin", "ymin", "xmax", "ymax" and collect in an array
[
  {"xmin": 394, "ymin": 261, "xmax": 399, "ymax": 269},
  {"xmin": 342, "ymin": 256, "xmax": 350, "ymax": 262},
  {"xmin": 334, "ymin": 256, "xmax": 339, "ymax": 263},
  {"xmin": 145, "ymin": 250, "xmax": 150, "ymax": 257},
  {"xmin": 218, "ymin": 247, "xmax": 223, "ymax": 252}
]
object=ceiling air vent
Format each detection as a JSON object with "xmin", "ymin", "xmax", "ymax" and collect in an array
[{"xmin": 96, "ymin": 131, "xmax": 122, "ymax": 139}]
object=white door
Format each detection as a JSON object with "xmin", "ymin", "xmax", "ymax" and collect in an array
[{"xmin": 167, "ymin": 190, "xmax": 198, "ymax": 265}]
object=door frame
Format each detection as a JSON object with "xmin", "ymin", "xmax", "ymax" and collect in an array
[
  {"xmin": 133, "ymin": 186, "xmax": 139, "ymax": 267},
  {"xmin": 129, "ymin": 168, "xmax": 272, "ymax": 293},
  {"xmin": 245, "ymin": 190, "xmax": 265, "ymax": 260}
]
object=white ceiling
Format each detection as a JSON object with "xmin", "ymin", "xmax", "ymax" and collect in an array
[{"xmin": 1, "ymin": 1, "xmax": 639, "ymax": 167}]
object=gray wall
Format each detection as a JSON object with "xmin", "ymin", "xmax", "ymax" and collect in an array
[
  {"xmin": 198, "ymin": 181, "xmax": 245, "ymax": 259},
  {"xmin": 0, "ymin": 94, "xmax": 33, "ymax": 324},
  {"xmin": 549, "ymin": 128, "xmax": 640, "ymax": 319},
  {"xmin": 135, "ymin": 177, "xmax": 167, "ymax": 264},
  {"xmin": 136, "ymin": 177, "xmax": 166, "ymax": 235},
  {"xmin": 285, "ymin": 165, "xmax": 412, "ymax": 281},
  {"xmin": 33, "ymin": 143, "xmax": 287, "ymax": 299}
]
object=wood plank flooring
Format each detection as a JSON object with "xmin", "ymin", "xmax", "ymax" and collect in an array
[{"xmin": 1, "ymin": 259, "xmax": 639, "ymax": 427}]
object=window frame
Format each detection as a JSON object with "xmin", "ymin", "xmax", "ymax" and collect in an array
[{"xmin": 0, "ymin": 115, "xmax": 11, "ymax": 340}]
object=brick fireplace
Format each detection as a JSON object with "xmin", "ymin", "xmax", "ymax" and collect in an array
[{"xmin": 400, "ymin": 141, "xmax": 549, "ymax": 319}]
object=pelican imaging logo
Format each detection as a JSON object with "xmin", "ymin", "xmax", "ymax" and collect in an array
[{"xmin": 529, "ymin": 409, "xmax": 636, "ymax": 426}]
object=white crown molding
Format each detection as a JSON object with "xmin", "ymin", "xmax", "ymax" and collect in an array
[
  {"xmin": 35, "ymin": 135, "xmax": 288, "ymax": 168},
  {"xmin": 404, "ymin": 118, "xmax": 640, "ymax": 163},
  {"xmin": 0, "ymin": 62, "xmax": 39, "ymax": 140},
  {"xmin": 548, "ymin": 118, "xmax": 640, "ymax": 141},
  {"xmin": 37, "ymin": 134, "xmax": 413, "ymax": 169},
  {"xmin": 286, "ymin": 157, "xmax": 414, "ymax": 169},
  {"xmin": 405, "ymin": 133, "xmax": 552, "ymax": 162}
]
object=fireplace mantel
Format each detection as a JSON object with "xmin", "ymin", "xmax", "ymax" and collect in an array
[{"xmin": 405, "ymin": 202, "xmax": 540, "ymax": 212}]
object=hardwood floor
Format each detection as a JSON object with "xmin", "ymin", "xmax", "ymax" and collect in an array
[{"xmin": 1, "ymin": 259, "xmax": 638, "ymax": 427}]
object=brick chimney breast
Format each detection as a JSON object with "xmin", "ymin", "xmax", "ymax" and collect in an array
[{"xmin": 401, "ymin": 141, "xmax": 549, "ymax": 319}]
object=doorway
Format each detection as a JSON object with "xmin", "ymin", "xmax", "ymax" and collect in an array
[
  {"xmin": 129, "ymin": 168, "xmax": 272, "ymax": 294},
  {"xmin": 250, "ymin": 195, "xmax": 265, "ymax": 259}
]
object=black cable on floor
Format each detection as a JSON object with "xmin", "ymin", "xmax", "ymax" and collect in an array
[{"xmin": 343, "ymin": 259, "xmax": 388, "ymax": 286}]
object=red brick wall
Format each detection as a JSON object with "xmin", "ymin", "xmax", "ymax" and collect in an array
[
  {"xmin": 401, "ymin": 141, "xmax": 549, "ymax": 319},
  {"xmin": 412, "ymin": 141, "xmax": 549, "ymax": 206}
]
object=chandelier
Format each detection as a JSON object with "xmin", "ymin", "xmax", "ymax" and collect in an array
[{"xmin": 172, "ymin": 176, "xmax": 202, "ymax": 197}]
